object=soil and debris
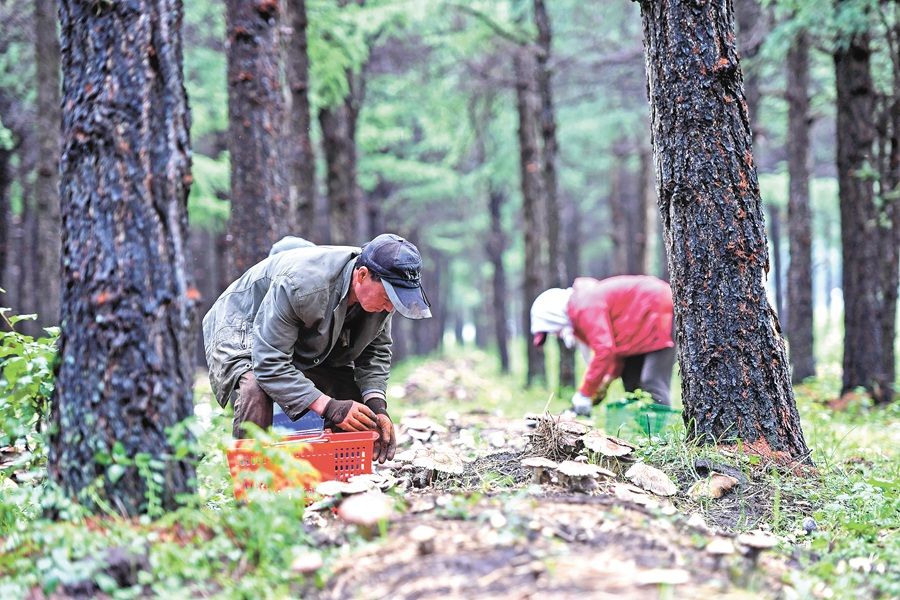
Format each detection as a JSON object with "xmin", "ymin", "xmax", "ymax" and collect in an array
[{"xmin": 286, "ymin": 358, "xmax": 810, "ymax": 599}]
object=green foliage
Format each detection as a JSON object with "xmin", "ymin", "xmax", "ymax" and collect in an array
[
  {"xmin": 0, "ymin": 118, "xmax": 12, "ymax": 151},
  {"xmin": 0, "ymin": 308, "xmax": 57, "ymax": 452},
  {"xmin": 0, "ymin": 396, "xmax": 342, "ymax": 598},
  {"xmin": 184, "ymin": 44, "xmax": 227, "ymax": 140},
  {"xmin": 187, "ymin": 153, "xmax": 230, "ymax": 230}
]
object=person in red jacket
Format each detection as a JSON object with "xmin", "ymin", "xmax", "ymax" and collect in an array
[{"xmin": 530, "ymin": 275, "xmax": 676, "ymax": 416}]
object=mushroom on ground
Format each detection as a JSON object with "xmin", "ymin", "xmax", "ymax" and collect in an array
[
  {"xmin": 410, "ymin": 525, "xmax": 438, "ymax": 555},
  {"xmin": 688, "ymin": 473, "xmax": 740, "ymax": 499},
  {"xmin": 625, "ymin": 462, "xmax": 678, "ymax": 496},
  {"xmin": 337, "ymin": 491, "xmax": 395, "ymax": 539},
  {"xmin": 556, "ymin": 460, "xmax": 614, "ymax": 493},
  {"xmin": 290, "ymin": 551, "xmax": 323, "ymax": 575},
  {"xmin": 736, "ymin": 530, "xmax": 779, "ymax": 564},
  {"xmin": 412, "ymin": 445, "xmax": 464, "ymax": 487},
  {"xmin": 520, "ymin": 456, "xmax": 559, "ymax": 484},
  {"xmin": 581, "ymin": 431, "xmax": 635, "ymax": 457},
  {"xmin": 706, "ymin": 537, "xmax": 736, "ymax": 555}
]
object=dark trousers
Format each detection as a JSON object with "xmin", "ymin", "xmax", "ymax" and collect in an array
[
  {"xmin": 620, "ymin": 345, "xmax": 676, "ymax": 406},
  {"xmin": 233, "ymin": 365, "xmax": 362, "ymax": 438}
]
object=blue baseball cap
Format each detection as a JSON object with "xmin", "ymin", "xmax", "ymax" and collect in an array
[{"xmin": 359, "ymin": 234, "xmax": 432, "ymax": 319}]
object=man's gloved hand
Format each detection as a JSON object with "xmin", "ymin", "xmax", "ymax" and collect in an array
[
  {"xmin": 322, "ymin": 398, "xmax": 377, "ymax": 432},
  {"xmin": 363, "ymin": 396, "xmax": 396, "ymax": 464},
  {"xmin": 571, "ymin": 391, "xmax": 593, "ymax": 417}
]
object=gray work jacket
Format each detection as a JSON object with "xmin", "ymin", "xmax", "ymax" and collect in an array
[{"xmin": 202, "ymin": 246, "xmax": 393, "ymax": 418}]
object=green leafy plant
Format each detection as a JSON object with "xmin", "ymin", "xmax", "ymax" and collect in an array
[{"xmin": 0, "ymin": 304, "xmax": 58, "ymax": 457}]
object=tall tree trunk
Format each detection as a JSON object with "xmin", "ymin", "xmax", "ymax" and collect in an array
[
  {"xmin": 637, "ymin": 0, "xmax": 810, "ymax": 461},
  {"xmin": 534, "ymin": 0, "xmax": 561, "ymax": 288},
  {"xmin": 412, "ymin": 248, "xmax": 445, "ymax": 355},
  {"xmin": 319, "ymin": 99, "xmax": 363, "ymax": 245},
  {"xmin": 628, "ymin": 163, "xmax": 649, "ymax": 276},
  {"xmin": 735, "ymin": 0, "xmax": 766, "ymax": 145},
  {"xmin": 286, "ymin": 0, "xmax": 317, "ymax": 239},
  {"xmin": 823, "ymin": 215, "xmax": 834, "ymax": 316},
  {"xmin": 0, "ymin": 145, "xmax": 10, "ymax": 290},
  {"xmin": 608, "ymin": 145, "xmax": 630, "ymax": 274},
  {"xmin": 33, "ymin": 0, "xmax": 62, "ymax": 331},
  {"xmin": 561, "ymin": 191, "xmax": 580, "ymax": 282},
  {"xmin": 363, "ymin": 177, "xmax": 388, "ymax": 242},
  {"xmin": 875, "ymin": 13, "xmax": 900, "ymax": 404},
  {"xmin": 640, "ymin": 145, "xmax": 665, "ymax": 278},
  {"xmin": 474, "ymin": 279, "xmax": 490, "ymax": 349},
  {"xmin": 18, "ymin": 167, "xmax": 38, "ymax": 335},
  {"xmin": 4, "ymin": 214, "xmax": 23, "ymax": 316},
  {"xmin": 786, "ymin": 33, "xmax": 816, "ymax": 383},
  {"xmin": 514, "ymin": 44, "xmax": 546, "ymax": 387},
  {"xmin": 50, "ymin": 0, "xmax": 196, "ymax": 514},
  {"xmin": 533, "ymin": 0, "xmax": 574, "ymax": 389},
  {"xmin": 190, "ymin": 227, "xmax": 221, "ymax": 369},
  {"xmin": 488, "ymin": 188, "xmax": 511, "ymax": 374},
  {"xmin": 767, "ymin": 203, "xmax": 785, "ymax": 321},
  {"xmin": 225, "ymin": 0, "xmax": 290, "ymax": 280},
  {"xmin": 834, "ymin": 21, "xmax": 886, "ymax": 402}
]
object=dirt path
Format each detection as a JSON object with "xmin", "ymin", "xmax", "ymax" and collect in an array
[{"xmin": 315, "ymin": 490, "xmax": 784, "ymax": 599}]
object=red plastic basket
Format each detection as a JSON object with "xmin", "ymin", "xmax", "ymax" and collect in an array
[{"xmin": 226, "ymin": 429, "xmax": 378, "ymax": 499}]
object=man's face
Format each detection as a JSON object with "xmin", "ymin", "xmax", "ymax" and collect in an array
[{"xmin": 354, "ymin": 267, "xmax": 395, "ymax": 313}]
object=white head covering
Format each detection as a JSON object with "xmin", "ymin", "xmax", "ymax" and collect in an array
[{"xmin": 530, "ymin": 287, "xmax": 575, "ymax": 347}]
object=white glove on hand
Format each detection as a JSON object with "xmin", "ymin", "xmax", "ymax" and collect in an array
[{"xmin": 571, "ymin": 391, "xmax": 593, "ymax": 417}]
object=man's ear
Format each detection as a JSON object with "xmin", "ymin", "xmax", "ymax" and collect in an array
[{"xmin": 356, "ymin": 265, "xmax": 369, "ymax": 281}]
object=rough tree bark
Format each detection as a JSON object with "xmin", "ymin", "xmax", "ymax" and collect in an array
[
  {"xmin": 533, "ymin": 0, "xmax": 574, "ymax": 389},
  {"xmin": 608, "ymin": 145, "xmax": 629, "ymax": 274},
  {"xmin": 50, "ymin": 0, "xmax": 196, "ymax": 514},
  {"xmin": 608, "ymin": 143, "xmax": 648, "ymax": 275},
  {"xmin": 628, "ymin": 161, "xmax": 649, "ymax": 275},
  {"xmin": 19, "ymin": 161, "xmax": 38, "ymax": 335},
  {"xmin": 225, "ymin": 0, "xmax": 291, "ymax": 280},
  {"xmin": 514, "ymin": 44, "xmax": 546, "ymax": 387},
  {"xmin": 834, "ymin": 22, "xmax": 887, "ymax": 402},
  {"xmin": 874, "ymin": 11, "xmax": 899, "ymax": 404},
  {"xmin": 488, "ymin": 188, "xmax": 511, "ymax": 374},
  {"xmin": 319, "ymin": 85, "xmax": 363, "ymax": 245},
  {"xmin": 33, "ymin": 0, "xmax": 62, "ymax": 331},
  {"xmin": 286, "ymin": 0, "xmax": 317, "ymax": 238},
  {"xmin": 767, "ymin": 203, "xmax": 785, "ymax": 321},
  {"xmin": 786, "ymin": 32, "xmax": 815, "ymax": 383},
  {"xmin": 636, "ymin": 0, "xmax": 810, "ymax": 461},
  {"xmin": 734, "ymin": 0, "xmax": 766, "ymax": 144},
  {"xmin": 0, "ymin": 145, "xmax": 10, "ymax": 288},
  {"xmin": 640, "ymin": 145, "xmax": 665, "ymax": 278},
  {"xmin": 561, "ymin": 191, "xmax": 580, "ymax": 282}
]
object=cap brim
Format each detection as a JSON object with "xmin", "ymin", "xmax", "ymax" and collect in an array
[
  {"xmin": 533, "ymin": 332, "xmax": 548, "ymax": 347},
  {"xmin": 382, "ymin": 279, "xmax": 432, "ymax": 319}
]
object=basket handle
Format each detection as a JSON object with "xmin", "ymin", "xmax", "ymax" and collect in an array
[{"xmin": 272, "ymin": 428, "xmax": 328, "ymax": 445}]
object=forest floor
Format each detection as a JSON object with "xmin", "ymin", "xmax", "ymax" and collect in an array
[
  {"xmin": 304, "ymin": 407, "xmax": 791, "ymax": 599},
  {"xmin": 291, "ymin": 352, "xmax": 898, "ymax": 599},
  {"xmin": 1, "ymin": 350, "xmax": 898, "ymax": 599}
]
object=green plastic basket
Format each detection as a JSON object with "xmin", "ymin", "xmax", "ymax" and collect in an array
[
  {"xmin": 604, "ymin": 397, "xmax": 641, "ymax": 436},
  {"xmin": 637, "ymin": 403, "xmax": 682, "ymax": 435},
  {"xmin": 605, "ymin": 398, "xmax": 681, "ymax": 436}
]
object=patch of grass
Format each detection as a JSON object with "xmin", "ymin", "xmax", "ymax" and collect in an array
[
  {"xmin": 0, "ymin": 403, "xmax": 365, "ymax": 598},
  {"xmin": 633, "ymin": 378, "xmax": 899, "ymax": 599}
]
